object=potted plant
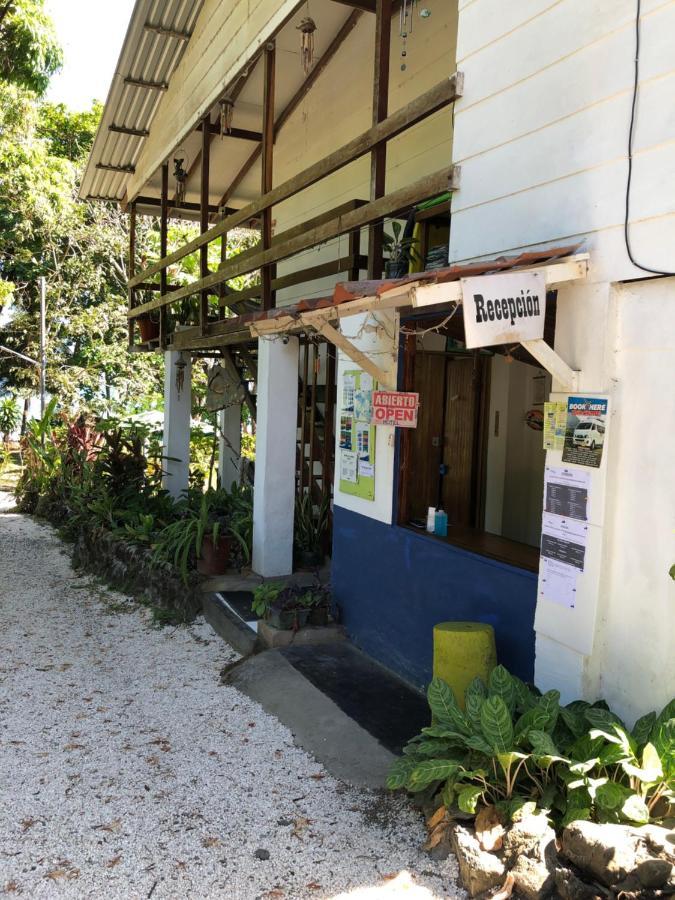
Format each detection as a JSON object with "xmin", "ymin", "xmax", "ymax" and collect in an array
[
  {"xmin": 294, "ymin": 493, "xmax": 330, "ymax": 569},
  {"xmin": 305, "ymin": 583, "xmax": 332, "ymax": 627},
  {"xmin": 137, "ymin": 313, "xmax": 160, "ymax": 343},
  {"xmin": 383, "ymin": 219, "xmax": 420, "ymax": 279},
  {"xmin": 251, "ymin": 582, "xmax": 312, "ymax": 631}
]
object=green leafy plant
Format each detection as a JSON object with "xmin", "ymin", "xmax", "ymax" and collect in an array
[
  {"xmin": 294, "ymin": 492, "xmax": 330, "ymax": 558},
  {"xmin": 251, "ymin": 581, "xmax": 285, "ymax": 618},
  {"xmin": 388, "ymin": 666, "xmax": 674, "ymax": 830},
  {"xmin": 383, "ymin": 219, "xmax": 421, "ymax": 278},
  {"xmin": 0, "ymin": 396, "xmax": 20, "ymax": 442}
]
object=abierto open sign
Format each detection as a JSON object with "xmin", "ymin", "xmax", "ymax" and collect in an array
[{"xmin": 371, "ymin": 391, "xmax": 419, "ymax": 428}]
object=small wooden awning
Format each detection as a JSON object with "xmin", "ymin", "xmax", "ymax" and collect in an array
[{"xmin": 170, "ymin": 245, "xmax": 588, "ymax": 389}]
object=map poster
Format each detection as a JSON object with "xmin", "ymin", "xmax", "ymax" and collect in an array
[
  {"xmin": 562, "ymin": 396, "xmax": 608, "ymax": 468},
  {"xmin": 543, "ymin": 401, "xmax": 567, "ymax": 451}
]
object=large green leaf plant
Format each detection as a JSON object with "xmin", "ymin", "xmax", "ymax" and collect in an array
[{"xmin": 388, "ymin": 666, "xmax": 674, "ymax": 830}]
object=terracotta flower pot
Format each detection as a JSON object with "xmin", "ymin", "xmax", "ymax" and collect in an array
[
  {"xmin": 138, "ymin": 316, "xmax": 160, "ymax": 343},
  {"xmin": 196, "ymin": 534, "xmax": 231, "ymax": 576}
]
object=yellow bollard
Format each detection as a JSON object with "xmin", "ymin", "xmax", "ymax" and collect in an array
[{"xmin": 433, "ymin": 622, "xmax": 497, "ymax": 709}]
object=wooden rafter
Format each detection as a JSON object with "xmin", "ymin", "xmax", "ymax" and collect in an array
[
  {"xmin": 109, "ymin": 124, "xmax": 150, "ymax": 138},
  {"xmin": 368, "ymin": 0, "xmax": 392, "ymax": 279},
  {"xmin": 217, "ymin": 9, "xmax": 363, "ymax": 208},
  {"xmin": 144, "ymin": 23, "xmax": 191, "ymax": 40},
  {"xmin": 261, "ymin": 43, "xmax": 276, "ymax": 310},
  {"xmin": 200, "ymin": 113, "xmax": 211, "ymax": 334},
  {"xmin": 130, "ymin": 74, "xmax": 462, "ymax": 289},
  {"xmin": 124, "ymin": 77, "xmax": 168, "ymax": 91}
]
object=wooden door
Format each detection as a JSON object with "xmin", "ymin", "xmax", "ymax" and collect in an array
[
  {"xmin": 442, "ymin": 356, "xmax": 479, "ymax": 527},
  {"xmin": 409, "ymin": 353, "xmax": 446, "ymax": 520}
]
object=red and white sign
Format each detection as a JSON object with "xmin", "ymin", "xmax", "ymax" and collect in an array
[{"xmin": 371, "ymin": 391, "xmax": 419, "ymax": 428}]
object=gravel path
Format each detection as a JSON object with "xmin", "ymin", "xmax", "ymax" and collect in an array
[{"xmin": 0, "ymin": 494, "xmax": 463, "ymax": 899}]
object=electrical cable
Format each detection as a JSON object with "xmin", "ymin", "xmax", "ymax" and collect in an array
[{"xmin": 624, "ymin": 0, "xmax": 675, "ymax": 275}]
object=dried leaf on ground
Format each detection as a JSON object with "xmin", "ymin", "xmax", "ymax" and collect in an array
[
  {"xmin": 489, "ymin": 872, "xmax": 515, "ymax": 899},
  {"xmin": 201, "ymin": 837, "xmax": 220, "ymax": 848},
  {"xmin": 475, "ymin": 804, "xmax": 505, "ymax": 852},
  {"xmin": 291, "ymin": 817, "xmax": 312, "ymax": 838},
  {"xmin": 426, "ymin": 805, "xmax": 448, "ymax": 831},
  {"xmin": 105, "ymin": 855, "xmax": 122, "ymax": 868}
]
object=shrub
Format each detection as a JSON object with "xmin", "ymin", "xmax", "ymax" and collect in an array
[{"xmin": 388, "ymin": 666, "xmax": 674, "ymax": 830}]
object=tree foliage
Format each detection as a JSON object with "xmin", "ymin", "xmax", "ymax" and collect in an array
[{"xmin": 0, "ymin": 0, "xmax": 62, "ymax": 95}]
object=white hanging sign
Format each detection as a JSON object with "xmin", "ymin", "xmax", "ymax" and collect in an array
[{"xmin": 461, "ymin": 271, "xmax": 546, "ymax": 349}]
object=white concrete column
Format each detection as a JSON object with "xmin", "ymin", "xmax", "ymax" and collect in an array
[
  {"xmin": 218, "ymin": 402, "xmax": 242, "ymax": 489},
  {"xmin": 252, "ymin": 336, "xmax": 299, "ymax": 576},
  {"xmin": 162, "ymin": 350, "xmax": 191, "ymax": 498}
]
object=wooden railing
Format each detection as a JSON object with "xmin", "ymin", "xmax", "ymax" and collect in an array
[{"xmin": 127, "ymin": 72, "xmax": 463, "ymax": 349}]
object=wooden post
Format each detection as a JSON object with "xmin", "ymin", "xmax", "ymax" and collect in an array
[
  {"xmin": 367, "ymin": 0, "xmax": 392, "ymax": 279},
  {"xmin": 128, "ymin": 201, "xmax": 136, "ymax": 348},
  {"xmin": 159, "ymin": 163, "xmax": 169, "ymax": 348},
  {"xmin": 200, "ymin": 115, "xmax": 211, "ymax": 334},
  {"xmin": 261, "ymin": 43, "xmax": 276, "ymax": 310}
]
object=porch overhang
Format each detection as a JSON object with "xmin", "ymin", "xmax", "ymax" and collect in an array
[{"xmin": 169, "ymin": 245, "xmax": 589, "ymax": 390}]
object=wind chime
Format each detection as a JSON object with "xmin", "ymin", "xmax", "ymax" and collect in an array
[
  {"xmin": 175, "ymin": 352, "xmax": 187, "ymax": 397},
  {"xmin": 219, "ymin": 96, "xmax": 234, "ymax": 138},
  {"xmin": 297, "ymin": 15, "xmax": 317, "ymax": 76},
  {"xmin": 399, "ymin": 2, "xmax": 431, "ymax": 71},
  {"xmin": 173, "ymin": 149, "xmax": 188, "ymax": 205}
]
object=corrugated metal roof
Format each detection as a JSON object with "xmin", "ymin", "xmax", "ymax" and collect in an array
[{"xmin": 80, "ymin": 0, "xmax": 205, "ymax": 203}]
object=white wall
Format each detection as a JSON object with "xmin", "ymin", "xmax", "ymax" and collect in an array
[{"xmin": 450, "ymin": 0, "xmax": 675, "ymax": 282}]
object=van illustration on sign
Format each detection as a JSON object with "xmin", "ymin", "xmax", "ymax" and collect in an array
[
  {"xmin": 461, "ymin": 271, "xmax": 547, "ymax": 349},
  {"xmin": 562, "ymin": 396, "xmax": 608, "ymax": 468}
]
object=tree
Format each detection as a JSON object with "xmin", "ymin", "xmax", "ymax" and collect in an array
[{"xmin": 0, "ymin": 0, "xmax": 62, "ymax": 95}]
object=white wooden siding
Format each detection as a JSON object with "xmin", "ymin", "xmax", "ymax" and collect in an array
[{"xmin": 450, "ymin": 0, "xmax": 675, "ymax": 281}]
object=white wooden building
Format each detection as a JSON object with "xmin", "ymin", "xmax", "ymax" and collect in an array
[{"xmin": 82, "ymin": 0, "xmax": 675, "ymax": 724}]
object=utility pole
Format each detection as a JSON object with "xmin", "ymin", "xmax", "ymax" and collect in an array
[{"xmin": 39, "ymin": 276, "xmax": 46, "ymax": 421}]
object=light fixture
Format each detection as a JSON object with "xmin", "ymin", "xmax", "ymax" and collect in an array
[
  {"xmin": 297, "ymin": 16, "xmax": 317, "ymax": 76},
  {"xmin": 219, "ymin": 97, "xmax": 234, "ymax": 138},
  {"xmin": 173, "ymin": 149, "xmax": 188, "ymax": 205}
]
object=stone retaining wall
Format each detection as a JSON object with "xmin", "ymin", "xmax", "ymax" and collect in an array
[{"xmin": 72, "ymin": 526, "xmax": 202, "ymax": 620}]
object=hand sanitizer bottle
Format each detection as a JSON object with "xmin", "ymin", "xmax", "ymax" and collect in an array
[
  {"xmin": 426, "ymin": 507, "xmax": 436, "ymax": 533},
  {"xmin": 434, "ymin": 508, "xmax": 448, "ymax": 537}
]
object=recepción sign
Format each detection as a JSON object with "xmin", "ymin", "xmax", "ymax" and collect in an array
[
  {"xmin": 461, "ymin": 271, "xmax": 546, "ymax": 349},
  {"xmin": 371, "ymin": 391, "xmax": 419, "ymax": 428}
]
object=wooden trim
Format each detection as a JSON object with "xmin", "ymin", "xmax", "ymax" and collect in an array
[
  {"xmin": 129, "ymin": 167, "xmax": 458, "ymax": 317},
  {"xmin": 109, "ymin": 125, "xmax": 150, "ymax": 138},
  {"xmin": 159, "ymin": 163, "xmax": 169, "ymax": 348},
  {"xmin": 299, "ymin": 344, "xmax": 309, "ymax": 492},
  {"xmin": 128, "ymin": 201, "xmax": 136, "ymax": 348},
  {"xmin": 521, "ymin": 339, "xmax": 579, "ymax": 391},
  {"xmin": 396, "ymin": 331, "xmax": 416, "ymax": 525},
  {"xmin": 123, "ymin": 77, "xmax": 168, "ymax": 91},
  {"xmin": 135, "ymin": 195, "xmax": 232, "ymax": 216},
  {"xmin": 199, "ymin": 122, "xmax": 262, "ymax": 142},
  {"xmin": 200, "ymin": 114, "xmax": 211, "ymax": 334},
  {"xmin": 368, "ymin": 0, "xmax": 392, "ymax": 279},
  {"xmin": 261, "ymin": 43, "xmax": 276, "ymax": 310},
  {"xmin": 217, "ymin": 10, "xmax": 363, "ymax": 208},
  {"xmin": 313, "ymin": 319, "xmax": 395, "ymax": 388},
  {"xmin": 129, "ymin": 72, "xmax": 463, "ymax": 288},
  {"xmin": 144, "ymin": 23, "xmax": 191, "ymax": 40},
  {"xmin": 332, "ymin": 0, "xmax": 376, "ymax": 10},
  {"xmin": 97, "ymin": 163, "xmax": 135, "ymax": 174}
]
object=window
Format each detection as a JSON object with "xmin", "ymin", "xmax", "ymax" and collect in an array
[{"xmin": 398, "ymin": 318, "xmax": 553, "ymax": 571}]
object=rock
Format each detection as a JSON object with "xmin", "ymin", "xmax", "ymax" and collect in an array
[
  {"xmin": 562, "ymin": 821, "xmax": 674, "ymax": 889},
  {"xmin": 510, "ymin": 855, "xmax": 555, "ymax": 899},
  {"xmin": 502, "ymin": 813, "xmax": 556, "ymax": 865},
  {"xmin": 450, "ymin": 824, "xmax": 506, "ymax": 897},
  {"xmin": 554, "ymin": 865, "xmax": 603, "ymax": 900},
  {"xmin": 427, "ymin": 836, "xmax": 453, "ymax": 861},
  {"xmin": 636, "ymin": 857, "xmax": 673, "ymax": 889},
  {"xmin": 253, "ymin": 848, "xmax": 270, "ymax": 860}
]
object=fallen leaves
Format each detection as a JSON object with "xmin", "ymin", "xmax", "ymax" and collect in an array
[
  {"xmin": 19, "ymin": 818, "xmax": 38, "ymax": 833},
  {"xmin": 291, "ymin": 817, "xmax": 312, "ymax": 839},
  {"xmin": 475, "ymin": 805, "xmax": 505, "ymax": 853},
  {"xmin": 45, "ymin": 860, "xmax": 79, "ymax": 881},
  {"xmin": 3, "ymin": 881, "xmax": 20, "ymax": 893},
  {"xmin": 93, "ymin": 818, "xmax": 122, "ymax": 834},
  {"xmin": 105, "ymin": 855, "xmax": 122, "ymax": 869},
  {"xmin": 149, "ymin": 737, "xmax": 171, "ymax": 753},
  {"xmin": 490, "ymin": 872, "xmax": 515, "ymax": 899},
  {"xmin": 424, "ymin": 805, "xmax": 451, "ymax": 851},
  {"xmin": 201, "ymin": 837, "xmax": 220, "ymax": 849}
]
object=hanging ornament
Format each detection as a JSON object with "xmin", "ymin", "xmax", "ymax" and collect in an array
[
  {"xmin": 173, "ymin": 149, "xmax": 188, "ymax": 206},
  {"xmin": 399, "ymin": 0, "xmax": 418, "ymax": 71},
  {"xmin": 297, "ymin": 16, "xmax": 317, "ymax": 76},
  {"xmin": 219, "ymin": 97, "xmax": 234, "ymax": 138},
  {"xmin": 175, "ymin": 352, "xmax": 187, "ymax": 396}
]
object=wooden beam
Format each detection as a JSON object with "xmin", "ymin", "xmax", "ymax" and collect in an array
[
  {"xmin": 368, "ymin": 0, "xmax": 392, "ymax": 279},
  {"xmin": 129, "ymin": 166, "xmax": 458, "ymax": 317},
  {"xmin": 261, "ymin": 43, "xmax": 276, "ymax": 310},
  {"xmin": 159, "ymin": 163, "xmax": 169, "ymax": 348},
  {"xmin": 144, "ymin": 23, "xmax": 191, "ymax": 40},
  {"xmin": 135, "ymin": 195, "xmax": 230, "ymax": 215},
  {"xmin": 128, "ymin": 201, "xmax": 136, "ymax": 348},
  {"xmin": 130, "ymin": 74, "xmax": 462, "ymax": 288},
  {"xmin": 199, "ymin": 122, "xmax": 262, "ymax": 142},
  {"xmin": 332, "ymin": 0, "xmax": 376, "ymax": 10},
  {"xmin": 521, "ymin": 339, "xmax": 579, "ymax": 391},
  {"xmin": 123, "ymin": 76, "xmax": 168, "ymax": 91},
  {"xmin": 97, "ymin": 162, "xmax": 135, "ymax": 174},
  {"xmin": 200, "ymin": 114, "xmax": 211, "ymax": 334},
  {"xmin": 217, "ymin": 10, "xmax": 363, "ymax": 208},
  {"xmin": 109, "ymin": 124, "xmax": 150, "ymax": 137},
  {"xmin": 313, "ymin": 319, "xmax": 395, "ymax": 388}
]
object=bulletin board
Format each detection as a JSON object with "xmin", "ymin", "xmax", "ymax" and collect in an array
[{"xmin": 338, "ymin": 369, "xmax": 377, "ymax": 501}]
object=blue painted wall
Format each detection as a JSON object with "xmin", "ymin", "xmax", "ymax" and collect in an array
[{"xmin": 332, "ymin": 506, "xmax": 537, "ymax": 691}]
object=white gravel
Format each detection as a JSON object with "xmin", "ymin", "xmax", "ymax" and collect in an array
[{"xmin": 0, "ymin": 493, "xmax": 464, "ymax": 899}]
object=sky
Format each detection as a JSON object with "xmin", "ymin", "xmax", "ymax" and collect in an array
[{"xmin": 45, "ymin": 0, "xmax": 136, "ymax": 110}]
